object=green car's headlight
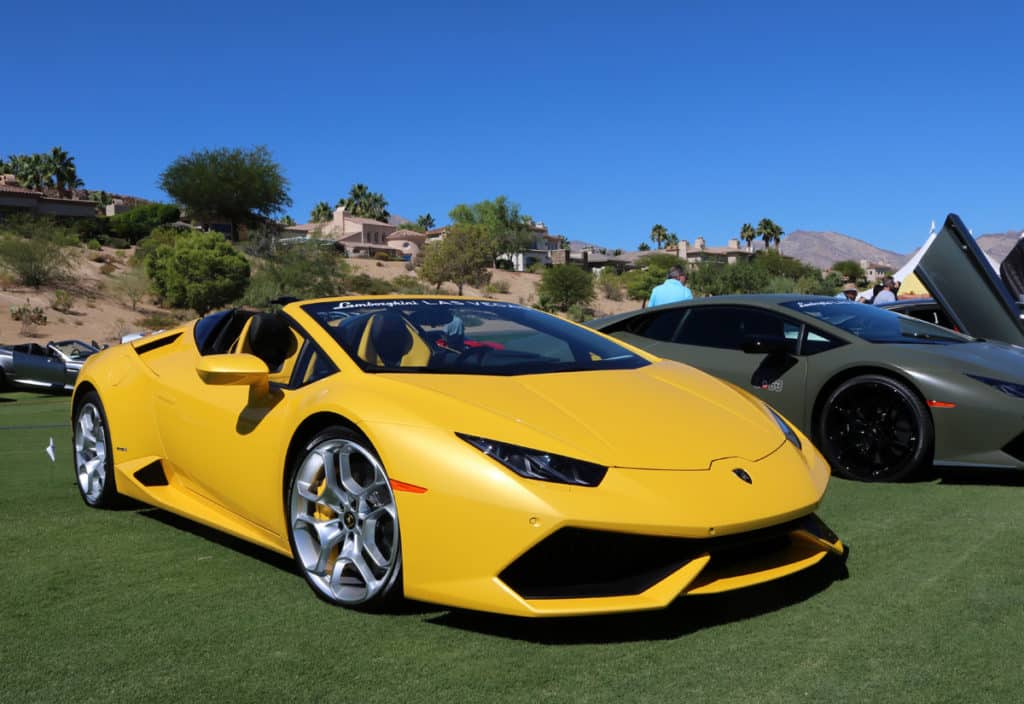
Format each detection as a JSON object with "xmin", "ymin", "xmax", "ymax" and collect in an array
[
  {"xmin": 766, "ymin": 406, "xmax": 802, "ymax": 450},
  {"xmin": 457, "ymin": 433, "xmax": 608, "ymax": 487}
]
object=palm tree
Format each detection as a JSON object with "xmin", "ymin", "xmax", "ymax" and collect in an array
[
  {"xmin": 756, "ymin": 218, "xmax": 784, "ymax": 251},
  {"xmin": 650, "ymin": 223, "xmax": 668, "ymax": 250},
  {"xmin": 19, "ymin": 154, "xmax": 54, "ymax": 190},
  {"xmin": 336, "ymin": 183, "xmax": 389, "ymax": 221},
  {"xmin": 417, "ymin": 213, "xmax": 436, "ymax": 230},
  {"xmin": 665, "ymin": 232, "xmax": 679, "ymax": 249},
  {"xmin": 310, "ymin": 201, "xmax": 332, "ymax": 223},
  {"xmin": 49, "ymin": 146, "xmax": 78, "ymax": 195},
  {"xmin": 740, "ymin": 223, "xmax": 756, "ymax": 251}
]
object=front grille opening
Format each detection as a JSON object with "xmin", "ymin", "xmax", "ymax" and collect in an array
[{"xmin": 500, "ymin": 519, "xmax": 804, "ymax": 600}]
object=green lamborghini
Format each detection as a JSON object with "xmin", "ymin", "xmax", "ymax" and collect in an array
[{"xmin": 590, "ymin": 216, "xmax": 1024, "ymax": 481}]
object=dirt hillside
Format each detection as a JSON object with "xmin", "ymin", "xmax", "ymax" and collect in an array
[{"xmin": 1, "ymin": 248, "xmax": 640, "ymax": 346}]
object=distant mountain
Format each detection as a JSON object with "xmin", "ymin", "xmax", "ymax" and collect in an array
[
  {"xmin": 976, "ymin": 230, "xmax": 1022, "ymax": 263},
  {"xmin": 780, "ymin": 231, "xmax": 906, "ymax": 271}
]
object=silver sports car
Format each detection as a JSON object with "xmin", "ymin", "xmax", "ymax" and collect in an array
[{"xmin": 0, "ymin": 339, "xmax": 99, "ymax": 391}]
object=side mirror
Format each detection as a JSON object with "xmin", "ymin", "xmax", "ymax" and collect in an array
[
  {"xmin": 197, "ymin": 353, "xmax": 270, "ymax": 393},
  {"xmin": 742, "ymin": 334, "xmax": 791, "ymax": 355}
]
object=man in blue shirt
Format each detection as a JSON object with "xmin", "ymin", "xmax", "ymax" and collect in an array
[{"xmin": 647, "ymin": 266, "xmax": 693, "ymax": 307}]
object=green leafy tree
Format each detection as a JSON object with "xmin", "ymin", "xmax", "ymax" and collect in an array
[
  {"xmin": 756, "ymin": 218, "xmax": 784, "ymax": 250},
  {"xmin": 310, "ymin": 201, "xmax": 332, "ymax": 223},
  {"xmin": 448, "ymin": 195, "xmax": 533, "ymax": 264},
  {"xmin": 158, "ymin": 145, "xmax": 292, "ymax": 241},
  {"xmin": 145, "ymin": 230, "xmax": 250, "ymax": 313},
  {"xmin": 622, "ymin": 252, "xmax": 686, "ymax": 300},
  {"xmin": 538, "ymin": 265, "xmax": 595, "ymax": 311},
  {"xmin": 279, "ymin": 215, "xmax": 296, "ymax": 227},
  {"xmin": 832, "ymin": 259, "xmax": 866, "ymax": 283},
  {"xmin": 416, "ymin": 213, "xmax": 436, "ymax": 230},
  {"xmin": 108, "ymin": 203, "xmax": 181, "ymax": 244},
  {"xmin": 740, "ymin": 222, "xmax": 756, "ymax": 251},
  {"xmin": 418, "ymin": 223, "xmax": 492, "ymax": 295},
  {"xmin": 650, "ymin": 224, "xmax": 669, "ymax": 250},
  {"xmin": 637, "ymin": 242, "xmax": 651, "ymax": 251},
  {"xmin": 398, "ymin": 221, "xmax": 427, "ymax": 233},
  {"xmin": 336, "ymin": 183, "xmax": 390, "ymax": 222}
]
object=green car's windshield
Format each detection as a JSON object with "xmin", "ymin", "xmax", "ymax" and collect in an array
[
  {"xmin": 780, "ymin": 299, "xmax": 972, "ymax": 344},
  {"xmin": 302, "ymin": 299, "xmax": 649, "ymax": 375}
]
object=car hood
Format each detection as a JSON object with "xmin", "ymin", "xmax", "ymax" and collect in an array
[
  {"xmin": 906, "ymin": 339, "xmax": 1024, "ymax": 382},
  {"xmin": 375, "ymin": 361, "xmax": 787, "ymax": 470},
  {"xmin": 916, "ymin": 214, "xmax": 1024, "ymax": 345}
]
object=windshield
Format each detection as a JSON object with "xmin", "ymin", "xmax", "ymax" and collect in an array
[
  {"xmin": 302, "ymin": 299, "xmax": 649, "ymax": 375},
  {"xmin": 780, "ymin": 299, "xmax": 972, "ymax": 344}
]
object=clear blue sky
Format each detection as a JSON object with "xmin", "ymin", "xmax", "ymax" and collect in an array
[{"xmin": 3, "ymin": 1, "xmax": 1023, "ymax": 254}]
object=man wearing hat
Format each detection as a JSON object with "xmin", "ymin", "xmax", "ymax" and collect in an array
[{"xmin": 835, "ymin": 283, "xmax": 859, "ymax": 301}]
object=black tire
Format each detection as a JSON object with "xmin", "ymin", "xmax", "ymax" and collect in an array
[
  {"xmin": 816, "ymin": 374, "xmax": 933, "ymax": 482},
  {"xmin": 72, "ymin": 391, "xmax": 120, "ymax": 507},
  {"xmin": 286, "ymin": 426, "xmax": 404, "ymax": 609}
]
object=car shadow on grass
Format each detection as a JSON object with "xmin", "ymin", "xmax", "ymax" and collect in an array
[
  {"xmin": 936, "ymin": 466, "xmax": 1024, "ymax": 487},
  {"xmin": 135, "ymin": 506, "xmax": 298, "ymax": 574},
  {"xmin": 131, "ymin": 504, "xmax": 445, "ymax": 616},
  {"xmin": 426, "ymin": 554, "xmax": 849, "ymax": 644}
]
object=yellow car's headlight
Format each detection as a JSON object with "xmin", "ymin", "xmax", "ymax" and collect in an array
[
  {"xmin": 766, "ymin": 406, "xmax": 802, "ymax": 450},
  {"xmin": 457, "ymin": 433, "xmax": 608, "ymax": 487}
]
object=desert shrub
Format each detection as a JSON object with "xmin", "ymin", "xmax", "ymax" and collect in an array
[
  {"xmin": 91, "ymin": 252, "xmax": 112, "ymax": 263},
  {"xmin": 51, "ymin": 289, "xmax": 73, "ymax": 312},
  {"xmin": 114, "ymin": 266, "xmax": 150, "ymax": 311},
  {"xmin": 404, "ymin": 261, "xmax": 415, "ymax": 272},
  {"xmin": 537, "ymin": 265, "xmax": 595, "ymax": 311},
  {"xmin": 0, "ymin": 234, "xmax": 73, "ymax": 288},
  {"xmin": 527, "ymin": 261, "xmax": 546, "ymax": 274},
  {"xmin": 344, "ymin": 273, "xmax": 394, "ymax": 295},
  {"xmin": 137, "ymin": 312, "xmax": 182, "ymax": 329},
  {"xmin": 146, "ymin": 230, "xmax": 250, "ymax": 314},
  {"xmin": 100, "ymin": 235, "xmax": 130, "ymax": 249},
  {"xmin": 86, "ymin": 239, "xmax": 102, "ymax": 251},
  {"xmin": 484, "ymin": 280, "xmax": 511, "ymax": 295},
  {"xmin": 242, "ymin": 223, "xmax": 282, "ymax": 259},
  {"xmin": 596, "ymin": 269, "xmax": 623, "ymax": 300},
  {"xmin": 389, "ymin": 275, "xmax": 430, "ymax": 294},
  {"xmin": 99, "ymin": 262, "xmax": 116, "ymax": 275},
  {"xmin": 11, "ymin": 301, "xmax": 48, "ymax": 333},
  {"xmin": 374, "ymin": 251, "xmax": 392, "ymax": 261},
  {"xmin": 10, "ymin": 302, "xmax": 47, "ymax": 324},
  {"xmin": 566, "ymin": 303, "xmax": 590, "ymax": 323},
  {"xmin": 241, "ymin": 241, "xmax": 347, "ymax": 307}
]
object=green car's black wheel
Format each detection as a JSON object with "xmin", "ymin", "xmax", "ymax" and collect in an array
[{"xmin": 817, "ymin": 374, "xmax": 933, "ymax": 482}]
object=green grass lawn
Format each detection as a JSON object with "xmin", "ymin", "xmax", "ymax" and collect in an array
[{"xmin": 1, "ymin": 392, "xmax": 1022, "ymax": 703}]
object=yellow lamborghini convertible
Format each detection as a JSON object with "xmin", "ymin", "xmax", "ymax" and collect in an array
[{"xmin": 72, "ymin": 296, "xmax": 845, "ymax": 617}]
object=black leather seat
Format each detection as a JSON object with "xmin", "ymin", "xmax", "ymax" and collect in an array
[
  {"xmin": 246, "ymin": 313, "xmax": 296, "ymax": 371},
  {"xmin": 369, "ymin": 312, "xmax": 413, "ymax": 367}
]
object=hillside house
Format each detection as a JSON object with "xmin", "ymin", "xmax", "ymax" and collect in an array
[
  {"xmin": 0, "ymin": 174, "xmax": 97, "ymax": 219},
  {"xmin": 283, "ymin": 206, "xmax": 400, "ymax": 257}
]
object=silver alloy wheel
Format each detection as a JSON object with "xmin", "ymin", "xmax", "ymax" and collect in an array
[
  {"xmin": 74, "ymin": 402, "xmax": 108, "ymax": 504},
  {"xmin": 290, "ymin": 437, "xmax": 400, "ymax": 605}
]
